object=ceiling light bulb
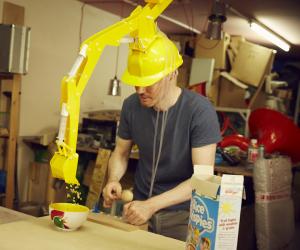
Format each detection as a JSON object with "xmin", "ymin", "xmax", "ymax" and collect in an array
[{"xmin": 250, "ymin": 21, "xmax": 290, "ymax": 52}]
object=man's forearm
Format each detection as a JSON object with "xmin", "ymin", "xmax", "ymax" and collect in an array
[
  {"xmin": 143, "ymin": 144, "xmax": 217, "ymax": 213},
  {"xmin": 145, "ymin": 179, "xmax": 192, "ymax": 213},
  {"xmin": 107, "ymin": 150, "xmax": 129, "ymax": 182}
]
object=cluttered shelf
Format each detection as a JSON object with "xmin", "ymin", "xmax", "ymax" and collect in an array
[
  {"xmin": 0, "ymin": 128, "xmax": 9, "ymax": 138},
  {"xmin": 79, "ymin": 145, "xmax": 253, "ymax": 176},
  {"xmin": 23, "ymin": 137, "xmax": 253, "ymax": 176},
  {"xmin": 214, "ymin": 165, "xmax": 253, "ymax": 177},
  {"xmin": 23, "ymin": 138, "xmax": 140, "ymax": 160},
  {"xmin": 0, "ymin": 73, "xmax": 13, "ymax": 80}
]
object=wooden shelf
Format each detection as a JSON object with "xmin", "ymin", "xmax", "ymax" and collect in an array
[
  {"xmin": 0, "ymin": 74, "xmax": 21, "ymax": 209},
  {"xmin": 214, "ymin": 165, "xmax": 253, "ymax": 177},
  {"xmin": 0, "ymin": 73, "xmax": 13, "ymax": 79},
  {"xmin": 0, "ymin": 128, "xmax": 9, "ymax": 138},
  {"xmin": 77, "ymin": 146, "xmax": 98, "ymax": 154}
]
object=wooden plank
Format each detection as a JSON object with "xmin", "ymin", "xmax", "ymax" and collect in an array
[
  {"xmin": 0, "ymin": 80, "xmax": 11, "ymax": 112},
  {"xmin": 85, "ymin": 148, "xmax": 111, "ymax": 209},
  {"xmin": 5, "ymin": 74, "xmax": 21, "ymax": 208},
  {"xmin": 46, "ymin": 172, "xmax": 55, "ymax": 206},
  {"xmin": 248, "ymin": 52, "xmax": 276, "ymax": 109},
  {"xmin": 88, "ymin": 212, "xmax": 148, "ymax": 231},
  {"xmin": 2, "ymin": 1, "xmax": 25, "ymax": 25},
  {"xmin": 27, "ymin": 162, "xmax": 49, "ymax": 204}
]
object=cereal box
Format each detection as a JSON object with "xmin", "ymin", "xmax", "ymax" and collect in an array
[{"xmin": 186, "ymin": 169, "xmax": 243, "ymax": 250}]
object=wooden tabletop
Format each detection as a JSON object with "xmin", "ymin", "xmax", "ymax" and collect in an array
[
  {"xmin": 0, "ymin": 206, "xmax": 33, "ymax": 225},
  {"xmin": 0, "ymin": 216, "xmax": 185, "ymax": 250}
]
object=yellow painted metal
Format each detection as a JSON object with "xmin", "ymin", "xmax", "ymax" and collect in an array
[
  {"xmin": 50, "ymin": 0, "xmax": 174, "ymax": 184},
  {"xmin": 121, "ymin": 32, "xmax": 183, "ymax": 86},
  {"xmin": 49, "ymin": 203, "xmax": 89, "ymax": 212}
]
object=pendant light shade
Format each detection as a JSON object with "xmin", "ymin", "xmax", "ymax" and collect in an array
[
  {"xmin": 108, "ymin": 76, "xmax": 121, "ymax": 96},
  {"xmin": 108, "ymin": 43, "xmax": 122, "ymax": 96},
  {"xmin": 206, "ymin": 0, "xmax": 227, "ymax": 40}
]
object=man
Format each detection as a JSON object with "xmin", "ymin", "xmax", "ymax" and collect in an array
[{"xmin": 102, "ymin": 32, "xmax": 221, "ymax": 241}]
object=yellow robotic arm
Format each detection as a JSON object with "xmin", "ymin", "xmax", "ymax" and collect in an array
[{"xmin": 50, "ymin": 0, "xmax": 173, "ymax": 184}]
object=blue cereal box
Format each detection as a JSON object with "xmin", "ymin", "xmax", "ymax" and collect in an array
[{"xmin": 186, "ymin": 173, "xmax": 244, "ymax": 250}]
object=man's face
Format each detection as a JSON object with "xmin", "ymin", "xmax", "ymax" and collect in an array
[{"xmin": 135, "ymin": 77, "xmax": 166, "ymax": 107}]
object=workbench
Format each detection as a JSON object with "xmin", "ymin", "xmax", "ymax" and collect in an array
[
  {"xmin": 0, "ymin": 206, "xmax": 33, "ymax": 224},
  {"xmin": 0, "ymin": 212, "xmax": 185, "ymax": 250}
]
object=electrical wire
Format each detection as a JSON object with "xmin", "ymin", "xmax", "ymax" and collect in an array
[
  {"xmin": 79, "ymin": 3, "xmax": 86, "ymax": 50},
  {"xmin": 114, "ymin": 1, "xmax": 124, "ymax": 76}
]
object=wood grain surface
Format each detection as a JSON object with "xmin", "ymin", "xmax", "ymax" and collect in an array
[{"xmin": 0, "ymin": 216, "xmax": 184, "ymax": 250}]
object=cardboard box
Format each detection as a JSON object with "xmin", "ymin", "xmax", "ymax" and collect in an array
[
  {"xmin": 177, "ymin": 55, "xmax": 192, "ymax": 88},
  {"xmin": 83, "ymin": 160, "xmax": 95, "ymax": 186},
  {"xmin": 207, "ymin": 70, "xmax": 221, "ymax": 106},
  {"xmin": 217, "ymin": 72, "xmax": 267, "ymax": 109},
  {"xmin": 218, "ymin": 73, "xmax": 248, "ymax": 108},
  {"xmin": 230, "ymin": 41, "xmax": 275, "ymax": 87},
  {"xmin": 86, "ymin": 149, "xmax": 111, "ymax": 209},
  {"xmin": 229, "ymin": 36, "xmax": 246, "ymax": 55},
  {"xmin": 186, "ymin": 174, "xmax": 244, "ymax": 250},
  {"xmin": 226, "ymin": 48, "xmax": 235, "ymax": 69},
  {"xmin": 228, "ymin": 36, "xmax": 246, "ymax": 69},
  {"xmin": 189, "ymin": 58, "xmax": 215, "ymax": 86},
  {"xmin": 195, "ymin": 33, "xmax": 230, "ymax": 70}
]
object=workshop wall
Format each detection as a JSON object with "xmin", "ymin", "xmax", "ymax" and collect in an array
[
  {"xmin": 0, "ymin": 0, "xmax": 134, "ymax": 202},
  {"xmin": 0, "ymin": 0, "xmax": 134, "ymax": 136}
]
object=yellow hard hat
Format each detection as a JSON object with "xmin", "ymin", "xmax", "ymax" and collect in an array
[{"xmin": 121, "ymin": 32, "xmax": 183, "ymax": 87}]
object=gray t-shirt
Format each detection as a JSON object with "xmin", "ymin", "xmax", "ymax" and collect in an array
[{"xmin": 118, "ymin": 89, "xmax": 221, "ymax": 211}]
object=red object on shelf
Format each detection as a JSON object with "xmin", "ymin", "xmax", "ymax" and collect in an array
[
  {"xmin": 219, "ymin": 134, "xmax": 250, "ymax": 151},
  {"xmin": 188, "ymin": 82, "xmax": 206, "ymax": 96},
  {"xmin": 249, "ymin": 108, "xmax": 300, "ymax": 163}
]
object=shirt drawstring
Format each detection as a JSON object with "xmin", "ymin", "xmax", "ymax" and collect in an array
[{"xmin": 148, "ymin": 109, "xmax": 168, "ymax": 198}]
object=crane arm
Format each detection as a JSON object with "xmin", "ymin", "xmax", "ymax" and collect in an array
[{"xmin": 50, "ymin": 0, "xmax": 173, "ymax": 184}]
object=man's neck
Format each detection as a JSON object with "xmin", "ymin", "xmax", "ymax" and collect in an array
[{"xmin": 154, "ymin": 86, "xmax": 182, "ymax": 111}]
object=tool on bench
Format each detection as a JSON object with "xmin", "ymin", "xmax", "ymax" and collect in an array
[{"xmin": 88, "ymin": 189, "xmax": 148, "ymax": 231}]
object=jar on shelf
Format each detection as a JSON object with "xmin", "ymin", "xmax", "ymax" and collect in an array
[{"xmin": 247, "ymin": 139, "xmax": 258, "ymax": 164}]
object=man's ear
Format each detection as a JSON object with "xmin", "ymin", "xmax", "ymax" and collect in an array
[{"xmin": 169, "ymin": 70, "xmax": 178, "ymax": 81}]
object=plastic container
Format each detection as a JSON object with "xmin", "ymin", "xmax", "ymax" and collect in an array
[
  {"xmin": 258, "ymin": 144, "xmax": 265, "ymax": 159},
  {"xmin": 247, "ymin": 139, "xmax": 258, "ymax": 163}
]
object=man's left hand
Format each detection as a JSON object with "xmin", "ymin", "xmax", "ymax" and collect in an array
[{"xmin": 123, "ymin": 200, "xmax": 155, "ymax": 225}]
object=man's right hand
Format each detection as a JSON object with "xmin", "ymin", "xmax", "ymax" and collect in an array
[{"xmin": 102, "ymin": 181, "xmax": 122, "ymax": 208}]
